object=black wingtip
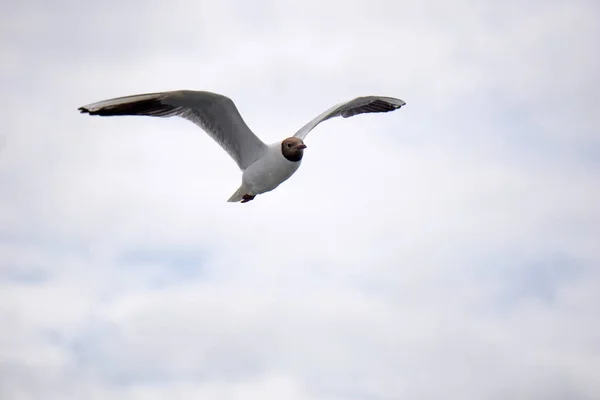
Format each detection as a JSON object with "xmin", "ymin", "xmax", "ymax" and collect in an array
[
  {"xmin": 78, "ymin": 107, "xmax": 91, "ymax": 114},
  {"xmin": 341, "ymin": 98, "xmax": 406, "ymax": 118}
]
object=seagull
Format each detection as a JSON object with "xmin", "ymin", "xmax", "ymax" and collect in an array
[{"xmin": 79, "ymin": 90, "xmax": 406, "ymax": 203}]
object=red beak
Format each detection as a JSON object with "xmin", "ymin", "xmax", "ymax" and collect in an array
[{"xmin": 295, "ymin": 144, "xmax": 307, "ymax": 150}]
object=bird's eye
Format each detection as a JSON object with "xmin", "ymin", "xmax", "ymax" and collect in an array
[{"xmin": 287, "ymin": 143, "xmax": 292, "ymax": 147}]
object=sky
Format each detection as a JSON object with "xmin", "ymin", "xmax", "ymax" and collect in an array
[{"xmin": 1, "ymin": 0, "xmax": 599, "ymax": 399}]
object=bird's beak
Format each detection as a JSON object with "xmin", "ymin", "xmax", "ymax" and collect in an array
[{"xmin": 295, "ymin": 144, "xmax": 307, "ymax": 150}]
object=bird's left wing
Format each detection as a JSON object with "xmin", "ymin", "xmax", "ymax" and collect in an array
[{"xmin": 293, "ymin": 96, "xmax": 406, "ymax": 140}]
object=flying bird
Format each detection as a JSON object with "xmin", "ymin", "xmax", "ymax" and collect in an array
[{"xmin": 78, "ymin": 90, "xmax": 406, "ymax": 203}]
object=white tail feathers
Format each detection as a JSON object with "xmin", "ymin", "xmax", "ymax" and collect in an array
[{"xmin": 227, "ymin": 184, "xmax": 249, "ymax": 202}]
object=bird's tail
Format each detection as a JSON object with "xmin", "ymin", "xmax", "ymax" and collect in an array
[{"xmin": 227, "ymin": 184, "xmax": 249, "ymax": 202}]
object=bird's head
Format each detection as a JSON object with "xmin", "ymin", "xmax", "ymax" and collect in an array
[{"xmin": 281, "ymin": 137, "xmax": 307, "ymax": 162}]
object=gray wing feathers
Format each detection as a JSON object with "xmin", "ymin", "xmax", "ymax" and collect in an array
[
  {"xmin": 79, "ymin": 90, "xmax": 266, "ymax": 170},
  {"xmin": 293, "ymin": 96, "xmax": 406, "ymax": 140}
]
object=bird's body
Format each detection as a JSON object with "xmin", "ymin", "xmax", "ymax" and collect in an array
[
  {"xmin": 230, "ymin": 141, "xmax": 303, "ymax": 202},
  {"xmin": 79, "ymin": 90, "xmax": 405, "ymax": 203}
]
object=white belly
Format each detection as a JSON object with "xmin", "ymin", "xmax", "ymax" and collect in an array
[{"xmin": 242, "ymin": 143, "xmax": 302, "ymax": 195}]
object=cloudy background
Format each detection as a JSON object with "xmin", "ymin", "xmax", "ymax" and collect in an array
[{"xmin": 1, "ymin": 0, "xmax": 599, "ymax": 399}]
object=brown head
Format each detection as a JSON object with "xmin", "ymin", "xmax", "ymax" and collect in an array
[{"xmin": 281, "ymin": 137, "xmax": 307, "ymax": 162}]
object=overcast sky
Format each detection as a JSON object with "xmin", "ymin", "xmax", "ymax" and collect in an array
[{"xmin": 1, "ymin": 0, "xmax": 599, "ymax": 399}]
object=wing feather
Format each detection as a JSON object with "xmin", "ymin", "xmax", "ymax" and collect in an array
[
  {"xmin": 79, "ymin": 90, "xmax": 267, "ymax": 170},
  {"xmin": 293, "ymin": 96, "xmax": 406, "ymax": 140}
]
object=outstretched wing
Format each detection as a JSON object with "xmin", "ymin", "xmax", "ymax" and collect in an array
[
  {"xmin": 293, "ymin": 96, "xmax": 406, "ymax": 140},
  {"xmin": 79, "ymin": 90, "xmax": 267, "ymax": 170}
]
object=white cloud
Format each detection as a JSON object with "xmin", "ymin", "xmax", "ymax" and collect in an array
[{"xmin": 1, "ymin": 0, "xmax": 599, "ymax": 399}]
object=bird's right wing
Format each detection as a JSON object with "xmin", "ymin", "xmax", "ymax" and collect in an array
[{"xmin": 79, "ymin": 90, "xmax": 267, "ymax": 170}]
